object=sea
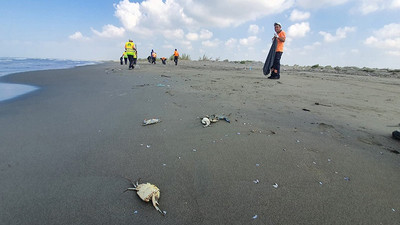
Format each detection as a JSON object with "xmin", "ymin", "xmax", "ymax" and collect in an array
[{"xmin": 0, "ymin": 57, "xmax": 98, "ymax": 102}]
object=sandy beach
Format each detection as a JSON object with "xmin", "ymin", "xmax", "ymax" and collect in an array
[{"xmin": 1, "ymin": 60, "xmax": 399, "ymax": 225}]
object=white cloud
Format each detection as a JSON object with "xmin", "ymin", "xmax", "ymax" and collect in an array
[
  {"xmin": 113, "ymin": 0, "xmax": 142, "ymax": 31},
  {"xmin": 288, "ymin": 22, "xmax": 310, "ymax": 38},
  {"xmin": 304, "ymin": 42, "xmax": 321, "ymax": 50},
  {"xmin": 202, "ymin": 39, "xmax": 220, "ymax": 47},
  {"xmin": 69, "ymin": 32, "xmax": 90, "ymax": 41},
  {"xmin": 248, "ymin": 25, "xmax": 260, "ymax": 35},
  {"xmin": 113, "ymin": 0, "xmax": 294, "ymax": 35},
  {"xmin": 289, "ymin": 9, "xmax": 310, "ymax": 21},
  {"xmin": 176, "ymin": 0, "xmax": 294, "ymax": 28},
  {"xmin": 239, "ymin": 36, "xmax": 260, "ymax": 46},
  {"xmin": 358, "ymin": 0, "xmax": 400, "ymax": 14},
  {"xmin": 364, "ymin": 23, "xmax": 400, "ymax": 51},
  {"xmin": 225, "ymin": 38, "xmax": 237, "ymax": 48},
  {"xmin": 296, "ymin": 0, "xmax": 348, "ymax": 8},
  {"xmin": 319, "ymin": 26, "xmax": 356, "ymax": 42},
  {"xmin": 186, "ymin": 32, "xmax": 199, "ymax": 41},
  {"xmin": 392, "ymin": 0, "xmax": 400, "ymax": 7},
  {"xmin": 364, "ymin": 36, "xmax": 378, "ymax": 45},
  {"xmin": 91, "ymin": 24, "xmax": 125, "ymax": 38},
  {"xmin": 200, "ymin": 29, "xmax": 213, "ymax": 39},
  {"xmin": 162, "ymin": 29, "xmax": 185, "ymax": 40}
]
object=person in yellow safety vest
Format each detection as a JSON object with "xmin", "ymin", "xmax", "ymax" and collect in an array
[
  {"xmin": 133, "ymin": 49, "xmax": 137, "ymax": 65},
  {"xmin": 173, "ymin": 49, "xmax": 179, "ymax": 65},
  {"xmin": 122, "ymin": 51, "xmax": 128, "ymax": 65},
  {"xmin": 125, "ymin": 39, "xmax": 136, "ymax": 70},
  {"xmin": 151, "ymin": 51, "xmax": 157, "ymax": 64}
]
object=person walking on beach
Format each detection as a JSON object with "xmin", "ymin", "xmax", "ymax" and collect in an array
[
  {"xmin": 123, "ymin": 51, "xmax": 128, "ymax": 65},
  {"xmin": 133, "ymin": 49, "xmax": 137, "ymax": 65},
  {"xmin": 151, "ymin": 51, "xmax": 157, "ymax": 64},
  {"xmin": 268, "ymin": 22, "xmax": 286, "ymax": 79},
  {"xmin": 125, "ymin": 39, "xmax": 136, "ymax": 70},
  {"xmin": 173, "ymin": 49, "xmax": 179, "ymax": 65}
]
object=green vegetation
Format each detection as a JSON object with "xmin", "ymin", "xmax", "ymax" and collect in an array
[
  {"xmin": 199, "ymin": 54, "xmax": 212, "ymax": 61},
  {"xmin": 311, "ymin": 64, "xmax": 320, "ymax": 69}
]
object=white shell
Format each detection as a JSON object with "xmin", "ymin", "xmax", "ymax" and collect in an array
[{"xmin": 202, "ymin": 117, "xmax": 210, "ymax": 127}]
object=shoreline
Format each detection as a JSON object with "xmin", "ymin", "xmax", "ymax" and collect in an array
[{"xmin": 1, "ymin": 61, "xmax": 399, "ymax": 224}]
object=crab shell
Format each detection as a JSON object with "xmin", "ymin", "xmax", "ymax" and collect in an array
[
  {"xmin": 125, "ymin": 182, "xmax": 163, "ymax": 215},
  {"xmin": 135, "ymin": 183, "xmax": 160, "ymax": 202}
]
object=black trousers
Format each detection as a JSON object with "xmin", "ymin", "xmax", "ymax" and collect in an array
[
  {"xmin": 271, "ymin": 52, "xmax": 283, "ymax": 76},
  {"xmin": 124, "ymin": 57, "xmax": 127, "ymax": 65},
  {"xmin": 174, "ymin": 56, "xmax": 178, "ymax": 65},
  {"xmin": 128, "ymin": 55, "xmax": 134, "ymax": 69}
]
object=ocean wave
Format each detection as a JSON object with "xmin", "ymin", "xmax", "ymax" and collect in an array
[{"xmin": 0, "ymin": 57, "xmax": 99, "ymax": 77}]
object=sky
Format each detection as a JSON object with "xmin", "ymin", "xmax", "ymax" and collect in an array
[{"xmin": 0, "ymin": 0, "xmax": 399, "ymax": 69}]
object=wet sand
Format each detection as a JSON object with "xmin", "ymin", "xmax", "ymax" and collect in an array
[{"xmin": 0, "ymin": 60, "xmax": 399, "ymax": 224}]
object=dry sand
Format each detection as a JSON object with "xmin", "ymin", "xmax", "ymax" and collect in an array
[{"xmin": 0, "ymin": 60, "xmax": 399, "ymax": 225}]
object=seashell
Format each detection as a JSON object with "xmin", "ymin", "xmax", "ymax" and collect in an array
[{"xmin": 201, "ymin": 117, "xmax": 210, "ymax": 127}]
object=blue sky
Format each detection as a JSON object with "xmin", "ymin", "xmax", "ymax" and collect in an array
[{"xmin": 1, "ymin": 0, "xmax": 399, "ymax": 68}]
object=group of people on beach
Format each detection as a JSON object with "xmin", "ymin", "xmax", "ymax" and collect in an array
[
  {"xmin": 120, "ymin": 39, "xmax": 137, "ymax": 70},
  {"xmin": 119, "ymin": 23, "xmax": 285, "ymax": 79},
  {"xmin": 121, "ymin": 39, "xmax": 180, "ymax": 69}
]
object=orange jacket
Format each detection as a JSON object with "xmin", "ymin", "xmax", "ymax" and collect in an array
[{"xmin": 174, "ymin": 50, "xmax": 179, "ymax": 57}]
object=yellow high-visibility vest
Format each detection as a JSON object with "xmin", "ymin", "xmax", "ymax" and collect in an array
[{"xmin": 125, "ymin": 42, "xmax": 135, "ymax": 55}]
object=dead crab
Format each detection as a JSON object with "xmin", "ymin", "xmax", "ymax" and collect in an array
[{"xmin": 124, "ymin": 178, "xmax": 164, "ymax": 215}]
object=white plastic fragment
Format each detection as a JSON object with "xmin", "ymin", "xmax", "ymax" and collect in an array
[
  {"xmin": 143, "ymin": 118, "xmax": 161, "ymax": 126},
  {"xmin": 273, "ymin": 183, "xmax": 279, "ymax": 188},
  {"xmin": 192, "ymin": 149, "xmax": 197, "ymax": 152},
  {"xmin": 253, "ymin": 179, "xmax": 259, "ymax": 184},
  {"xmin": 134, "ymin": 210, "xmax": 138, "ymax": 214},
  {"xmin": 252, "ymin": 215, "xmax": 258, "ymax": 219}
]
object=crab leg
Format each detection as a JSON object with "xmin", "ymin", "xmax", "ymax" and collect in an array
[
  {"xmin": 123, "ymin": 187, "xmax": 137, "ymax": 193},
  {"xmin": 152, "ymin": 195, "xmax": 164, "ymax": 215}
]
